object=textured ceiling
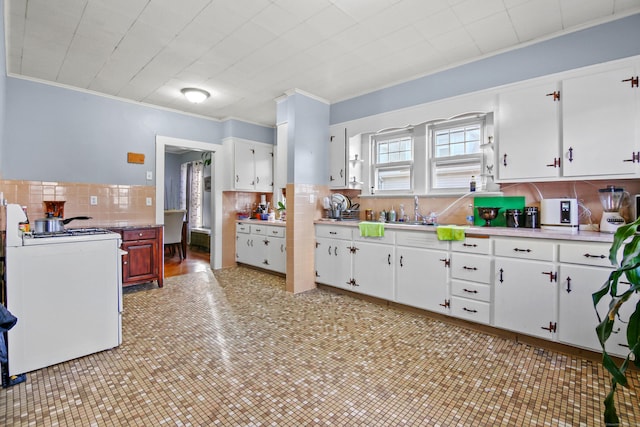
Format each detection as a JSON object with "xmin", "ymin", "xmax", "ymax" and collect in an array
[{"xmin": 6, "ymin": 0, "xmax": 640, "ymax": 126}]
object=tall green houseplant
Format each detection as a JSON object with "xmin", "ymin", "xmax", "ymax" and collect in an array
[{"xmin": 593, "ymin": 218, "xmax": 640, "ymax": 426}]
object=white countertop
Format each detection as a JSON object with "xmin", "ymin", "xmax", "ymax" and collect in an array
[{"xmin": 314, "ymin": 219, "xmax": 615, "ymax": 243}]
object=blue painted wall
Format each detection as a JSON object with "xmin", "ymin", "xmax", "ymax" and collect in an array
[
  {"xmin": 287, "ymin": 93, "xmax": 329, "ymax": 185},
  {"xmin": 331, "ymin": 13, "xmax": 640, "ymax": 125}
]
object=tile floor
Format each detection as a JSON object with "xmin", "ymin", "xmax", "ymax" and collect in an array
[{"xmin": 1, "ymin": 266, "xmax": 639, "ymax": 426}]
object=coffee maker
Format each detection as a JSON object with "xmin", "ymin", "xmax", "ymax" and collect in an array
[{"xmin": 599, "ymin": 185, "xmax": 627, "ymax": 233}]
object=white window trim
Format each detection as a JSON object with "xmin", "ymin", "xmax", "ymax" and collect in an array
[
  {"xmin": 428, "ymin": 115, "xmax": 486, "ymax": 194},
  {"xmin": 370, "ymin": 129, "xmax": 415, "ymax": 194}
]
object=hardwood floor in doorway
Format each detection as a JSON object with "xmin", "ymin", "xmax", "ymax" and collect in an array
[{"xmin": 164, "ymin": 245, "xmax": 210, "ymax": 278}]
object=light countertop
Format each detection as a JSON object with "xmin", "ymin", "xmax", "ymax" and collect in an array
[{"xmin": 314, "ymin": 219, "xmax": 615, "ymax": 243}]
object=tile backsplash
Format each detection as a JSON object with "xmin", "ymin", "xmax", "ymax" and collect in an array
[{"xmin": 0, "ymin": 180, "xmax": 156, "ymax": 228}]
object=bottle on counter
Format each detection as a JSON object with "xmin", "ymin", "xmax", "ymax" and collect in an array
[
  {"xmin": 470, "ymin": 176, "xmax": 477, "ymax": 192},
  {"xmin": 466, "ymin": 204, "xmax": 475, "ymax": 226},
  {"xmin": 399, "ymin": 204, "xmax": 405, "ymax": 222},
  {"xmin": 389, "ymin": 206, "xmax": 396, "ymax": 222},
  {"xmin": 379, "ymin": 210, "xmax": 386, "ymax": 222}
]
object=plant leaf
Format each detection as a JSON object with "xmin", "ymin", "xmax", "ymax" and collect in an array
[{"xmin": 609, "ymin": 218, "xmax": 640, "ymax": 265}]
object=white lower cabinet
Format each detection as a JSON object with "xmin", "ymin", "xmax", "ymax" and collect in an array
[
  {"xmin": 313, "ymin": 225, "xmax": 630, "ymax": 357},
  {"xmin": 493, "ymin": 238, "xmax": 557, "ymax": 340},
  {"xmin": 351, "ymin": 237, "xmax": 395, "ymax": 300},
  {"xmin": 315, "ymin": 225, "xmax": 352, "ymax": 289},
  {"xmin": 557, "ymin": 241, "xmax": 635, "ymax": 358},
  {"xmin": 395, "ymin": 231, "xmax": 450, "ymax": 314},
  {"xmin": 450, "ymin": 237, "xmax": 493, "ymax": 324},
  {"xmin": 236, "ymin": 223, "xmax": 286, "ymax": 274},
  {"xmin": 264, "ymin": 227, "xmax": 286, "ymax": 274}
]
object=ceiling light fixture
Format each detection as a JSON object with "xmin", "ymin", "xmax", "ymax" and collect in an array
[{"xmin": 181, "ymin": 87, "xmax": 210, "ymax": 103}]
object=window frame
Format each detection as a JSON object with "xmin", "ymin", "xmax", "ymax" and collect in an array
[
  {"xmin": 428, "ymin": 116, "xmax": 485, "ymax": 194},
  {"xmin": 370, "ymin": 129, "xmax": 414, "ymax": 194}
]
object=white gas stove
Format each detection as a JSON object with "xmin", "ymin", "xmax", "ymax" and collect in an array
[{"xmin": 3, "ymin": 204, "xmax": 123, "ymax": 378}]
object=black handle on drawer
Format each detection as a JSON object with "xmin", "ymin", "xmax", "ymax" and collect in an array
[
  {"xmin": 463, "ymin": 288, "xmax": 478, "ymax": 294},
  {"xmin": 463, "ymin": 243, "xmax": 477, "ymax": 247},
  {"xmin": 583, "ymin": 253, "xmax": 606, "ymax": 259},
  {"xmin": 463, "ymin": 266, "xmax": 478, "ymax": 271},
  {"xmin": 514, "ymin": 248, "xmax": 531, "ymax": 253},
  {"xmin": 463, "ymin": 307, "xmax": 478, "ymax": 313}
]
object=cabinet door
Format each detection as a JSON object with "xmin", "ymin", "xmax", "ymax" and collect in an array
[
  {"xmin": 497, "ymin": 82, "xmax": 560, "ymax": 180},
  {"xmin": 494, "ymin": 258, "xmax": 557, "ymax": 339},
  {"xmin": 266, "ymin": 236, "xmax": 286, "ymax": 274},
  {"xmin": 314, "ymin": 237, "xmax": 351, "ymax": 288},
  {"xmin": 562, "ymin": 66, "xmax": 638, "ymax": 177},
  {"xmin": 254, "ymin": 143, "xmax": 274, "ymax": 192},
  {"xmin": 236, "ymin": 232, "xmax": 252, "ymax": 264},
  {"xmin": 352, "ymin": 241, "xmax": 394, "ymax": 300},
  {"xmin": 234, "ymin": 140, "xmax": 256, "ymax": 190},
  {"xmin": 247, "ymin": 234, "xmax": 267, "ymax": 267},
  {"xmin": 122, "ymin": 240, "xmax": 157, "ymax": 283},
  {"xmin": 396, "ymin": 246, "xmax": 450, "ymax": 313},
  {"xmin": 558, "ymin": 264, "xmax": 614, "ymax": 354},
  {"xmin": 329, "ymin": 128, "xmax": 347, "ymax": 188}
]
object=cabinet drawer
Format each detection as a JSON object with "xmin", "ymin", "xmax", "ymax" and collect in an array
[
  {"xmin": 451, "ymin": 280, "xmax": 491, "ymax": 302},
  {"xmin": 236, "ymin": 223, "xmax": 251, "ymax": 234},
  {"xmin": 353, "ymin": 230, "xmax": 395, "ymax": 244},
  {"xmin": 123, "ymin": 228, "xmax": 157, "ymax": 241},
  {"xmin": 450, "ymin": 297, "xmax": 491, "ymax": 324},
  {"xmin": 250, "ymin": 224, "xmax": 267, "ymax": 235},
  {"xmin": 451, "ymin": 253, "xmax": 492, "ymax": 283},
  {"xmin": 451, "ymin": 237, "xmax": 491, "ymax": 254},
  {"xmin": 558, "ymin": 241, "xmax": 613, "ymax": 267},
  {"xmin": 316, "ymin": 225, "xmax": 352, "ymax": 240},
  {"xmin": 265, "ymin": 226, "xmax": 285, "ymax": 238},
  {"xmin": 494, "ymin": 237, "xmax": 555, "ymax": 261},
  {"xmin": 396, "ymin": 230, "xmax": 449, "ymax": 250}
]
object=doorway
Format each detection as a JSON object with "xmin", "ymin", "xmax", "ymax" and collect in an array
[{"xmin": 155, "ymin": 135, "xmax": 222, "ymax": 270}]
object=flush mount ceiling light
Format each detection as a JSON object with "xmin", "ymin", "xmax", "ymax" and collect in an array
[{"xmin": 181, "ymin": 87, "xmax": 210, "ymax": 104}]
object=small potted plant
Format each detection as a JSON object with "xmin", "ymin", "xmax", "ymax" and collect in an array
[{"xmin": 276, "ymin": 201, "xmax": 286, "ymax": 221}]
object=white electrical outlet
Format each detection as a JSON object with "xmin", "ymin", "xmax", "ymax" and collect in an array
[
  {"xmin": 146, "ymin": 197, "xmax": 153, "ymax": 206},
  {"xmin": 90, "ymin": 196, "xmax": 98, "ymax": 205},
  {"xmin": 146, "ymin": 171, "xmax": 153, "ymax": 180}
]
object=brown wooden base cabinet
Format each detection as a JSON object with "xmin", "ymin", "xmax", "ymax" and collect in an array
[{"xmin": 110, "ymin": 226, "xmax": 163, "ymax": 288}]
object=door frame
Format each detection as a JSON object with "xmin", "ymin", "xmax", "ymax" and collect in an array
[{"xmin": 155, "ymin": 135, "xmax": 222, "ymax": 270}]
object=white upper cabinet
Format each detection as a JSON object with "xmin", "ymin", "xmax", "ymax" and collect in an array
[
  {"xmin": 495, "ymin": 59, "xmax": 639, "ymax": 182},
  {"xmin": 497, "ymin": 82, "xmax": 561, "ymax": 180},
  {"xmin": 225, "ymin": 138, "xmax": 274, "ymax": 192},
  {"xmin": 329, "ymin": 127, "xmax": 347, "ymax": 188},
  {"xmin": 562, "ymin": 66, "xmax": 638, "ymax": 177},
  {"xmin": 328, "ymin": 127, "xmax": 364, "ymax": 189}
]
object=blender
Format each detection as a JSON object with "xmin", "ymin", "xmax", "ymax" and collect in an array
[{"xmin": 599, "ymin": 185, "xmax": 627, "ymax": 233}]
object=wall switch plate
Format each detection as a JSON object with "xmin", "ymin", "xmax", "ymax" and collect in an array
[
  {"xmin": 146, "ymin": 171, "xmax": 153, "ymax": 180},
  {"xmin": 146, "ymin": 197, "xmax": 153, "ymax": 206},
  {"xmin": 90, "ymin": 196, "xmax": 98, "ymax": 205}
]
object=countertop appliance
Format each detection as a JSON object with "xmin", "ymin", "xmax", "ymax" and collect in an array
[
  {"xmin": 540, "ymin": 198, "xmax": 579, "ymax": 233},
  {"xmin": 599, "ymin": 185, "xmax": 627, "ymax": 233},
  {"xmin": 3, "ymin": 204, "xmax": 123, "ymax": 377}
]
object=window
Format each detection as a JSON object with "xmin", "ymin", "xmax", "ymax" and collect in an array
[
  {"xmin": 430, "ymin": 117, "xmax": 484, "ymax": 191},
  {"xmin": 372, "ymin": 130, "xmax": 413, "ymax": 192}
]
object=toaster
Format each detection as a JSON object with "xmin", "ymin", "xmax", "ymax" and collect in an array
[{"xmin": 540, "ymin": 198, "xmax": 579, "ymax": 233}]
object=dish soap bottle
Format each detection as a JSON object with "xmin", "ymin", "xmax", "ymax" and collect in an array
[
  {"xmin": 466, "ymin": 204, "xmax": 475, "ymax": 226},
  {"xmin": 389, "ymin": 206, "xmax": 396, "ymax": 222},
  {"xmin": 399, "ymin": 204, "xmax": 405, "ymax": 222},
  {"xmin": 470, "ymin": 176, "xmax": 477, "ymax": 192}
]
